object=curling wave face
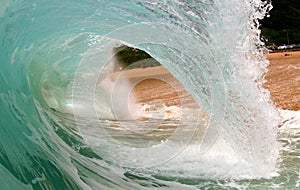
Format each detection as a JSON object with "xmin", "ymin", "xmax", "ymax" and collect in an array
[{"xmin": 0, "ymin": 0, "xmax": 285, "ymax": 189}]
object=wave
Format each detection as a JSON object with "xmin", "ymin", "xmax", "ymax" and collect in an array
[{"xmin": 0, "ymin": 0, "xmax": 283, "ymax": 189}]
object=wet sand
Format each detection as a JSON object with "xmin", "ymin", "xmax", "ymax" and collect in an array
[{"xmin": 115, "ymin": 51, "xmax": 300, "ymax": 111}]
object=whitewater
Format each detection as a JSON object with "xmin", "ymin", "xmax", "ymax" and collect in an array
[{"xmin": 0, "ymin": 0, "xmax": 300, "ymax": 189}]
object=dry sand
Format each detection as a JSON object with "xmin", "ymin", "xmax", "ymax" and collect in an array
[{"xmin": 264, "ymin": 51, "xmax": 300, "ymax": 111}]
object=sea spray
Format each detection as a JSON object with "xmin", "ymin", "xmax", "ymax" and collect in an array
[{"xmin": 201, "ymin": 0, "xmax": 280, "ymax": 175}]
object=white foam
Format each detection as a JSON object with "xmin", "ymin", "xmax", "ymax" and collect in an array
[
  {"xmin": 137, "ymin": 102, "xmax": 183, "ymax": 120},
  {"xmin": 278, "ymin": 109, "xmax": 300, "ymax": 129}
]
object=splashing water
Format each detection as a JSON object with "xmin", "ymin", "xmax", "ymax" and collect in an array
[{"xmin": 1, "ymin": 0, "xmax": 299, "ymax": 189}]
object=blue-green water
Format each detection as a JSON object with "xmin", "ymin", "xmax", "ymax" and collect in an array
[{"xmin": 1, "ymin": 0, "xmax": 300, "ymax": 189}]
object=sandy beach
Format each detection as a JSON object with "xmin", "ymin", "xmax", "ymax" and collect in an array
[
  {"xmin": 112, "ymin": 66, "xmax": 200, "ymax": 109},
  {"xmin": 114, "ymin": 51, "xmax": 300, "ymax": 111},
  {"xmin": 264, "ymin": 51, "xmax": 300, "ymax": 110}
]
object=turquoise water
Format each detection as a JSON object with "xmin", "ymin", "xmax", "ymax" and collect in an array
[{"xmin": 1, "ymin": 0, "xmax": 299, "ymax": 189}]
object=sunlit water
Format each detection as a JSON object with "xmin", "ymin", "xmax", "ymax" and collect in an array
[{"xmin": 0, "ymin": 0, "xmax": 299, "ymax": 189}]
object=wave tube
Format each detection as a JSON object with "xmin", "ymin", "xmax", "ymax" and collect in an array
[{"xmin": 0, "ymin": 0, "xmax": 280, "ymax": 189}]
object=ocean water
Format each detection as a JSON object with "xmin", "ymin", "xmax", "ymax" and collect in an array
[{"xmin": 0, "ymin": 0, "xmax": 300, "ymax": 189}]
